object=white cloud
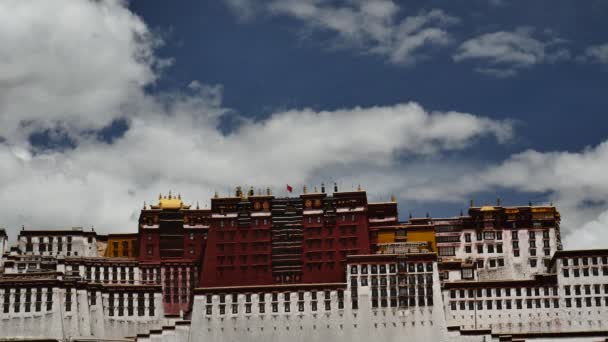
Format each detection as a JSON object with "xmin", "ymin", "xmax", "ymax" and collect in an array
[
  {"xmin": 225, "ymin": 0, "xmax": 458, "ymax": 65},
  {"xmin": 5, "ymin": 0, "xmax": 608, "ymax": 252},
  {"xmin": 580, "ymin": 43, "xmax": 608, "ymax": 64},
  {"xmin": 453, "ymin": 27, "xmax": 570, "ymax": 77},
  {"xmin": 0, "ymin": 0, "xmax": 166, "ymax": 146},
  {"xmin": 0, "ymin": 0, "xmax": 509, "ymax": 241},
  {"xmin": 442, "ymin": 142, "xmax": 608, "ymax": 248}
]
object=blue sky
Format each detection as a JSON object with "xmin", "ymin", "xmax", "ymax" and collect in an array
[
  {"xmin": 130, "ymin": 0, "xmax": 608, "ymax": 153},
  {"xmin": 1, "ymin": 0, "xmax": 608, "ymax": 248}
]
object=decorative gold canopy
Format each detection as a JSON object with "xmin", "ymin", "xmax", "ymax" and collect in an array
[{"xmin": 150, "ymin": 192, "xmax": 191, "ymax": 210}]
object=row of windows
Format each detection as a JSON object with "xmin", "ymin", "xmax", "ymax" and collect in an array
[
  {"xmin": 462, "ymin": 244, "xmax": 504, "ymax": 254},
  {"xmin": 464, "ymin": 231, "xmax": 503, "ymax": 242},
  {"xmin": 108, "ymin": 293, "xmax": 155, "ymax": 317},
  {"xmin": 25, "ymin": 243, "xmax": 73, "ymax": 253},
  {"xmin": 462, "ymin": 229, "xmax": 551, "ymax": 242},
  {"xmin": 372, "ymin": 286, "xmax": 433, "ymax": 298},
  {"xmin": 375, "ymin": 296, "xmax": 434, "ymax": 308},
  {"xmin": 564, "ymin": 284, "xmax": 608, "ymax": 296},
  {"xmin": 110, "ymin": 241, "xmax": 132, "ymax": 257},
  {"xmin": 565, "ymin": 297, "xmax": 608, "ymax": 308},
  {"xmin": 563, "ymin": 267, "xmax": 608, "ymax": 278},
  {"xmin": 449, "ymin": 286, "xmax": 559, "ymax": 299},
  {"xmin": 2, "ymin": 288, "xmax": 53, "ymax": 313},
  {"xmin": 563, "ymin": 256, "xmax": 608, "ymax": 266},
  {"xmin": 205, "ymin": 300, "xmax": 342, "ymax": 315},
  {"xmin": 350, "ymin": 262, "xmax": 432, "ymax": 275},
  {"xmin": 475, "ymin": 258, "xmax": 506, "ymax": 268},
  {"xmin": 82, "ymin": 267, "xmax": 136, "ymax": 283},
  {"xmin": 206, "ymin": 290, "xmax": 339, "ymax": 304},
  {"xmin": 22, "ymin": 236, "xmax": 79, "ymax": 243},
  {"xmin": 351, "ymin": 274, "xmax": 433, "ymax": 287},
  {"xmin": 141, "ymin": 269, "xmax": 162, "ymax": 283},
  {"xmin": 450, "ymin": 298, "xmax": 560, "ymax": 311}
]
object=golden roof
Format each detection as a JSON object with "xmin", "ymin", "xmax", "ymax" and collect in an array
[
  {"xmin": 149, "ymin": 192, "xmax": 191, "ymax": 210},
  {"xmin": 480, "ymin": 205, "xmax": 496, "ymax": 212},
  {"xmin": 159, "ymin": 197, "xmax": 183, "ymax": 209}
]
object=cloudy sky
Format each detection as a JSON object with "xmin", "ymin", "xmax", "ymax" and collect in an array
[{"xmin": 1, "ymin": 0, "xmax": 607, "ymax": 248}]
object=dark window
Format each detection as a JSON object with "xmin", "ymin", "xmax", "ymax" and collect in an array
[
  {"xmin": 64, "ymin": 288, "xmax": 72, "ymax": 312},
  {"xmin": 148, "ymin": 293, "xmax": 155, "ymax": 316},
  {"xmin": 35, "ymin": 289, "xmax": 42, "ymax": 312},
  {"xmin": 108, "ymin": 293, "xmax": 114, "ymax": 316},
  {"xmin": 46, "ymin": 288, "xmax": 53, "ymax": 311}
]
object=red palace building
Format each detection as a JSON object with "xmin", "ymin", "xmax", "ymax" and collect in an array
[
  {"xmin": 137, "ymin": 193, "xmax": 210, "ymax": 315},
  {"xmin": 138, "ymin": 185, "xmax": 397, "ymax": 314}
]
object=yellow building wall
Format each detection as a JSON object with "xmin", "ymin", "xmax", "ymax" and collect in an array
[
  {"xmin": 406, "ymin": 230, "xmax": 436, "ymax": 252},
  {"xmin": 377, "ymin": 231, "xmax": 396, "ymax": 244},
  {"xmin": 105, "ymin": 238, "xmax": 138, "ymax": 258}
]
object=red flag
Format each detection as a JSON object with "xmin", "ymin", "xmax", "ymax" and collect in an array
[{"xmin": 286, "ymin": 184, "xmax": 293, "ymax": 193}]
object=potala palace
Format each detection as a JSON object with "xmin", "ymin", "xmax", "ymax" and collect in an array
[{"xmin": 1, "ymin": 186, "xmax": 608, "ymax": 342}]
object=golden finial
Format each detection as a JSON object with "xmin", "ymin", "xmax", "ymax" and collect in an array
[
  {"xmin": 470, "ymin": 199, "xmax": 474, "ymax": 207},
  {"xmin": 357, "ymin": 184, "xmax": 362, "ymax": 191},
  {"xmin": 214, "ymin": 191, "xmax": 219, "ymax": 198},
  {"xmin": 390, "ymin": 194, "xmax": 396, "ymax": 202},
  {"xmin": 257, "ymin": 188, "xmax": 262, "ymax": 195},
  {"xmin": 497, "ymin": 197, "xmax": 501, "ymax": 206},
  {"xmin": 159, "ymin": 193, "xmax": 162, "ymax": 200},
  {"xmin": 303, "ymin": 185, "xmax": 308, "ymax": 194},
  {"xmin": 178, "ymin": 193, "xmax": 181, "ymax": 200},
  {"xmin": 143, "ymin": 201, "xmax": 146, "ymax": 209},
  {"xmin": 266, "ymin": 187, "xmax": 271, "ymax": 195},
  {"xmin": 196, "ymin": 201, "xmax": 200, "ymax": 210},
  {"xmin": 168, "ymin": 190, "xmax": 172, "ymax": 199}
]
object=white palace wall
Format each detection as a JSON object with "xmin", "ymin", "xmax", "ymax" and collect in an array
[{"xmin": 0, "ymin": 284, "xmax": 167, "ymax": 340}]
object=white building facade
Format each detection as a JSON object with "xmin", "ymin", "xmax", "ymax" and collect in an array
[{"xmin": 0, "ymin": 276, "xmax": 167, "ymax": 340}]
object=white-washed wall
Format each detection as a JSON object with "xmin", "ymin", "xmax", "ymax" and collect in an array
[
  {"xmin": 186, "ymin": 261, "xmax": 451, "ymax": 342},
  {"xmin": 17, "ymin": 233, "xmax": 98, "ymax": 257},
  {"xmin": 439, "ymin": 227, "xmax": 558, "ymax": 282},
  {"xmin": 0, "ymin": 286, "xmax": 165, "ymax": 339},
  {"xmin": 443, "ymin": 254, "xmax": 608, "ymax": 334}
]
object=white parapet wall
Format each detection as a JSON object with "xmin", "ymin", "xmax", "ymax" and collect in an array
[{"xmin": 0, "ymin": 279, "xmax": 168, "ymax": 340}]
